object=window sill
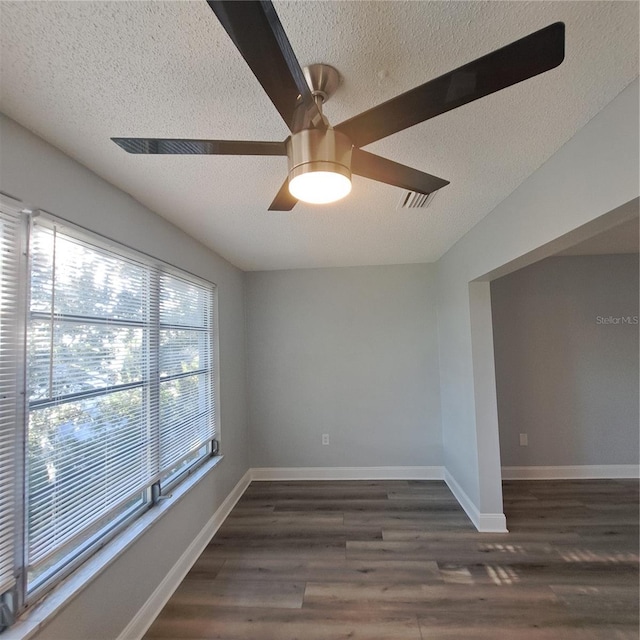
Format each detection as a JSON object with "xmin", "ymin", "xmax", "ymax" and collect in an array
[{"xmin": 4, "ymin": 455, "xmax": 224, "ymax": 640}]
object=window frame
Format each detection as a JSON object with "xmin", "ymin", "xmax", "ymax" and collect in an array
[{"xmin": 0, "ymin": 198, "xmax": 29, "ymax": 629}]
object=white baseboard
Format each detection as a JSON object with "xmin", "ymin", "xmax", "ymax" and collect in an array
[
  {"xmin": 502, "ymin": 465, "xmax": 640, "ymax": 480},
  {"xmin": 117, "ymin": 469, "xmax": 252, "ymax": 640},
  {"xmin": 476, "ymin": 512, "xmax": 509, "ymax": 532},
  {"xmin": 250, "ymin": 466, "xmax": 444, "ymax": 481},
  {"xmin": 443, "ymin": 469, "xmax": 508, "ymax": 533}
]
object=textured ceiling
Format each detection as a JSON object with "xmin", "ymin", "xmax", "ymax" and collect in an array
[
  {"xmin": 0, "ymin": 1, "xmax": 638, "ymax": 271},
  {"xmin": 557, "ymin": 216, "xmax": 639, "ymax": 256}
]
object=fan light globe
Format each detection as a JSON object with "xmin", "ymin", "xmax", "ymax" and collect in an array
[{"xmin": 289, "ymin": 170, "xmax": 352, "ymax": 204}]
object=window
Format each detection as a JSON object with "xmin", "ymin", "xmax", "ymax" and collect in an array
[{"xmin": 0, "ymin": 208, "xmax": 218, "ymax": 627}]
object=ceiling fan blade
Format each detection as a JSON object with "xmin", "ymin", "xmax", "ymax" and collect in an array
[
  {"xmin": 268, "ymin": 179, "xmax": 298, "ymax": 211},
  {"xmin": 336, "ymin": 22, "xmax": 565, "ymax": 148},
  {"xmin": 207, "ymin": 0, "xmax": 324, "ymax": 133},
  {"xmin": 112, "ymin": 138, "xmax": 287, "ymax": 155},
  {"xmin": 351, "ymin": 148, "xmax": 449, "ymax": 195}
]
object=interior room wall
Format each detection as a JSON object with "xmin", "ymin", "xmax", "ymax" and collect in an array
[
  {"xmin": 492, "ymin": 253, "xmax": 639, "ymax": 467},
  {"xmin": 246, "ymin": 264, "xmax": 442, "ymax": 470},
  {"xmin": 0, "ymin": 113, "xmax": 250, "ymax": 640},
  {"xmin": 436, "ymin": 79, "xmax": 639, "ymax": 521}
]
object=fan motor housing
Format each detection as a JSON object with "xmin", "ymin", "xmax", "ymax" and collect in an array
[{"xmin": 287, "ymin": 128, "xmax": 353, "ymax": 184}]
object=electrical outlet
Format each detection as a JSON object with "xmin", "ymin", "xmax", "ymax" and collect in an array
[
  {"xmin": 322, "ymin": 434, "xmax": 330, "ymax": 446},
  {"xmin": 519, "ymin": 433, "xmax": 528, "ymax": 446}
]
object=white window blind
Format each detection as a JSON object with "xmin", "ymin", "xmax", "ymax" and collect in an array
[
  {"xmin": 0, "ymin": 203, "xmax": 22, "ymax": 598},
  {"xmin": 26, "ymin": 216, "xmax": 217, "ymax": 589},
  {"xmin": 158, "ymin": 273, "xmax": 215, "ymax": 472}
]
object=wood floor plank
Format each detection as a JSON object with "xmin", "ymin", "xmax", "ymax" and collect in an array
[
  {"xmin": 275, "ymin": 499, "xmax": 466, "ymax": 513},
  {"xmin": 215, "ymin": 558, "xmax": 442, "ymax": 584},
  {"xmin": 417, "ymin": 624, "xmax": 603, "ymax": 639},
  {"xmin": 587, "ymin": 628, "xmax": 640, "ymax": 640},
  {"xmin": 145, "ymin": 605, "xmax": 423, "ymax": 639},
  {"xmin": 382, "ymin": 529, "xmax": 581, "ymax": 542},
  {"xmin": 437, "ymin": 561, "xmax": 639, "ymax": 587},
  {"xmin": 223, "ymin": 512, "xmax": 343, "ymax": 527},
  {"xmin": 204, "ymin": 539, "xmax": 347, "ymax": 561},
  {"xmin": 345, "ymin": 512, "xmax": 474, "ymax": 531},
  {"xmin": 216, "ymin": 528, "xmax": 383, "ymax": 542},
  {"xmin": 170, "ymin": 577, "xmax": 305, "ymax": 609},
  {"xmin": 416, "ymin": 599, "xmax": 595, "ymax": 629},
  {"xmin": 216, "ymin": 520, "xmax": 382, "ymax": 541},
  {"xmin": 226, "ymin": 504, "xmax": 275, "ymax": 516},
  {"xmin": 345, "ymin": 540, "xmax": 578, "ymax": 564},
  {"xmin": 249, "ymin": 480, "xmax": 412, "ymax": 489},
  {"xmin": 243, "ymin": 488, "xmax": 391, "ymax": 501},
  {"xmin": 303, "ymin": 581, "xmax": 560, "ymax": 614},
  {"xmin": 550, "ymin": 584, "xmax": 640, "ymax": 617}
]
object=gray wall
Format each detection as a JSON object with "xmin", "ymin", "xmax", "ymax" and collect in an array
[
  {"xmin": 492, "ymin": 254, "xmax": 639, "ymax": 467},
  {"xmin": 0, "ymin": 113, "xmax": 250, "ymax": 639},
  {"xmin": 436, "ymin": 79, "xmax": 639, "ymax": 516},
  {"xmin": 246, "ymin": 264, "xmax": 442, "ymax": 468}
]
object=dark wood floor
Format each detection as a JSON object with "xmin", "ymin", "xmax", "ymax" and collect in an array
[{"xmin": 145, "ymin": 479, "xmax": 639, "ymax": 639}]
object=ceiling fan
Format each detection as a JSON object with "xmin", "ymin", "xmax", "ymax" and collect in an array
[{"xmin": 112, "ymin": 1, "xmax": 565, "ymax": 210}]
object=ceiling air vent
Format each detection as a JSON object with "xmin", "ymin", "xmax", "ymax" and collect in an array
[{"xmin": 397, "ymin": 190, "xmax": 437, "ymax": 210}]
